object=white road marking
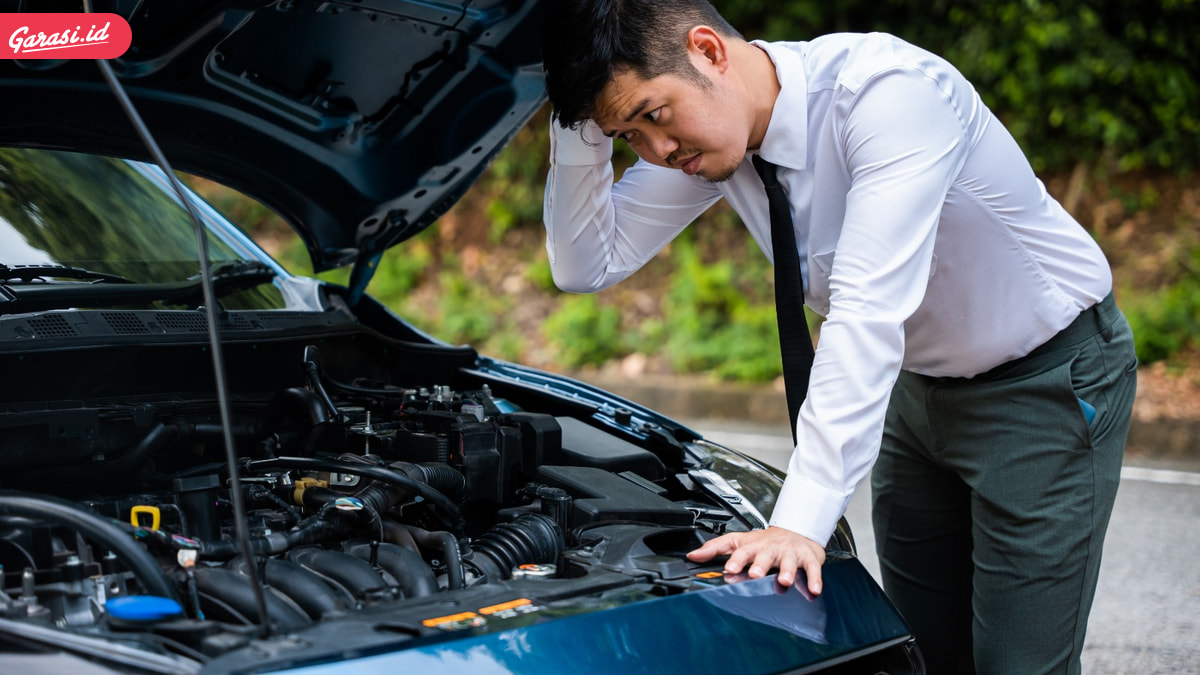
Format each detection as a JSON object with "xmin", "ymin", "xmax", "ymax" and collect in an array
[{"xmin": 1120, "ymin": 465, "xmax": 1200, "ymax": 486}]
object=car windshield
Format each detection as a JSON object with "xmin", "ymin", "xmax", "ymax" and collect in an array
[{"xmin": 0, "ymin": 147, "xmax": 285, "ymax": 309}]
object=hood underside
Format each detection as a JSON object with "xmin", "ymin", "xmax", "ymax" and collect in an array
[{"xmin": 0, "ymin": 0, "xmax": 547, "ymax": 273}]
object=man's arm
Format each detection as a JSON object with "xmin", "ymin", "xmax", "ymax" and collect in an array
[
  {"xmin": 690, "ymin": 65, "xmax": 976, "ymax": 592},
  {"xmin": 770, "ymin": 66, "xmax": 973, "ymax": 544},
  {"xmin": 543, "ymin": 120, "xmax": 722, "ymax": 292}
]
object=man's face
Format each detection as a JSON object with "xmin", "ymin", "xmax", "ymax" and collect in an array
[{"xmin": 591, "ymin": 66, "xmax": 749, "ymax": 183}]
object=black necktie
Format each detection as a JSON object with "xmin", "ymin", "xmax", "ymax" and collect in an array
[{"xmin": 752, "ymin": 155, "xmax": 814, "ymax": 444}]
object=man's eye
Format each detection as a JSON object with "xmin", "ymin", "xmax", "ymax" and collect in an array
[{"xmin": 645, "ymin": 108, "xmax": 661, "ymax": 123}]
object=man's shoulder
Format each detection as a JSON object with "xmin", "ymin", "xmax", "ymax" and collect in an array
[{"xmin": 796, "ymin": 32, "xmax": 951, "ymax": 91}]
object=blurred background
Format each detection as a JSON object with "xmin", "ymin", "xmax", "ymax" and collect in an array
[{"xmin": 184, "ymin": 0, "xmax": 1200, "ymax": 430}]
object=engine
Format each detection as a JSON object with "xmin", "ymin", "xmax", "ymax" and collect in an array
[{"xmin": 0, "ymin": 336, "xmax": 767, "ymax": 665}]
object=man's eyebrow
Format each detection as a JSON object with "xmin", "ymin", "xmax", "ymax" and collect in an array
[
  {"xmin": 597, "ymin": 98, "xmax": 653, "ymax": 137},
  {"xmin": 624, "ymin": 98, "xmax": 651, "ymax": 123}
]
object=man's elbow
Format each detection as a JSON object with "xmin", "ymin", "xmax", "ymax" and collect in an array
[{"xmin": 549, "ymin": 266, "xmax": 607, "ymax": 294}]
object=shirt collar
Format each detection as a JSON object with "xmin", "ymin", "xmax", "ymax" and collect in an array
[{"xmin": 750, "ymin": 40, "xmax": 808, "ymax": 171}]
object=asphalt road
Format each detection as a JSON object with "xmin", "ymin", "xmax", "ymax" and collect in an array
[{"xmin": 685, "ymin": 420, "xmax": 1200, "ymax": 675}]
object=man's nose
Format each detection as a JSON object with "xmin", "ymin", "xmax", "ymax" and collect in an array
[{"xmin": 644, "ymin": 130, "xmax": 679, "ymax": 163}]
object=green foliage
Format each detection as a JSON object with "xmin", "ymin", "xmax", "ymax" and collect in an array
[
  {"xmin": 525, "ymin": 255, "xmax": 557, "ymax": 292},
  {"xmin": 484, "ymin": 184, "xmax": 542, "ymax": 243},
  {"xmin": 938, "ymin": 2, "xmax": 1198, "ymax": 172},
  {"xmin": 182, "ymin": 173, "xmax": 285, "ymax": 234},
  {"xmin": 1122, "ymin": 246, "xmax": 1200, "ymax": 364},
  {"xmin": 659, "ymin": 233, "xmax": 786, "ymax": 381},
  {"xmin": 541, "ymin": 294, "xmax": 630, "ymax": 368},
  {"xmin": 429, "ymin": 270, "xmax": 500, "ymax": 346},
  {"xmin": 1109, "ymin": 182, "xmax": 1161, "ymax": 215},
  {"xmin": 476, "ymin": 117, "xmax": 551, "ymax": 242},
  {"xmin": 270, "ymin": 235, "xmax": 318, "ymax": 276},
  {"xmin": 665, "ymin": 302, "xmax": 785, "ymax": 381},
  {"xmin": 1124, "ymin": 285, "xmax": 1200, "ymax": 364},
  {"xmin": 363, "ymin": 236, "xmax": 432, "ymax": 300}
]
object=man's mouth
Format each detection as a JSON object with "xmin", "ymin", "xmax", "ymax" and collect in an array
[{"xmin": 678, "ymin": 153, "xmax": 702, "ymax": 176}]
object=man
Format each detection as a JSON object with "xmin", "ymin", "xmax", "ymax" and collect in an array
[{"xmin": 540, "ymin": 1, "xmax": 1137, "ymax": 673}]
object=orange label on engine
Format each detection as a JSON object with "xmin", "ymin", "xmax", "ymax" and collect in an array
[
  {"xmin": 695, "ymin": 571, "xmax": 723, "ymax": 579},
  {"xmin": 479, "ymin": 598, "xmax": 532, "ymax": 615},
  {"xmin": 421, "ymin": 611, "xmax": 480, "ymax": 628}
]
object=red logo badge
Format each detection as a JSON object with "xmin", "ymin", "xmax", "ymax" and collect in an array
[{"xmin": 2, "ymin": 13, "xmax": 131, "ymax": 59}]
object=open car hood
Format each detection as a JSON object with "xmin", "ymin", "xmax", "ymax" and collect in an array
[{"xmin": 0, "ymin": 0, "xmax": 547, "ymax": 279}]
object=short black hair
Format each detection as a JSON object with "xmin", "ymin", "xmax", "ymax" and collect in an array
[{"xmin": 542, "ymin": 0, "xmax": 742, "ymax": 129}]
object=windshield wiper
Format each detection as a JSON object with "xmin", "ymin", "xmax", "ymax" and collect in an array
[
  {"xmin": 0, "ymin": 261, "xmax": 277, "ymax": 314},
  {"xmin": 0, "ymin": 263, "xmax": 135, "ymax": 284},
  {"xmin": 190, "ymin": 260, "xmax": 278, "ymax": 285}
]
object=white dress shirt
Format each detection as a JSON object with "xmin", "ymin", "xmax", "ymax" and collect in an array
[{"xmin": 543, "ymin": 32, "xmax": 1112, "ymax": 545}]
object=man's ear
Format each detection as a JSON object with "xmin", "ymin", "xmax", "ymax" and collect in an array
[{"xmin": 687, "ymin": 25, "xmax": 729, "ymax": 74}]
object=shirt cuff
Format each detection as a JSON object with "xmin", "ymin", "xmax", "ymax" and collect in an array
[
  {"xmin": 767, "ymin": 473, "xmax": 853, "ymax": 546},
  {"xmin": 550, "ymin": 119, "xmax": 612, "ymax": 166}
]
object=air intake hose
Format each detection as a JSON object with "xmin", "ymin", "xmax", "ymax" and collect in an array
[{"xmin": 469, "ymin": 513, "xmax": 564, "ymax": 581}]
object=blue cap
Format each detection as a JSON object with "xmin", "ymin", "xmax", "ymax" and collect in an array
[{"xmin": 105, "ymin": 596, "xmax": 184, "ymax": 622}]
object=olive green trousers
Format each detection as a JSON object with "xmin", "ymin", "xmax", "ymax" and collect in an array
[{"xmin": 872, "ymin": 293, "xmax": 1137, "ymax": 675}]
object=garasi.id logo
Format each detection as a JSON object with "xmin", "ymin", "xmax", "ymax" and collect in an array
[{"xmin": 3, "ymin": 13, "xmax": 131, "ymax": 59}]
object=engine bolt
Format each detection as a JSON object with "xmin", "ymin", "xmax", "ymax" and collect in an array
[{"xmin": 511, "ymin": 563, "xmax": 556, "ymax": 579}]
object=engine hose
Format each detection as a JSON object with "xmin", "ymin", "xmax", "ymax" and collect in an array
[
  {"xmin": 346, "ymin": 461, "xmax": 465, "ymax": 513},
  {"xmin": 402, "ymin": 525, "xmax": 465, "ymax": 590},
  {"xmin": 0, "ymin": 490, "xmax": 178, "ymax": 601},
  {"xmin": 341, "ymin": 457, "xmax": 464, "ymax": 512},
  {"xmin": 408, "ymin": 462, "xmax": 466, "ymax": 502},
  {"xmin": 108, "ymin": 422, "xmax": 180, "ymax": 483},
  {"xmin": 192, "ymin": 566, "xmax": 310, "ymax": 632},
  {"xmin": 288, "ymin": 547, "xmax": 388, "ymax": 600},
  {"xmin": 346, "ymin": 541, "xmax": 438, "ymax": 599},
  {"xmin": 198, "ymin": 531, "xmax": 284, "ymax": 561},
  {"xmin": 381, "ymin": 520, "xmax": 420, "ymax": 551},
  {"xmin": 470, "ymin": 513, "xmax": 564, "ymax": 581},
  {"xmin": 251, "ymin": 387, "xmax": 337, "ymax": 456},
  {"xmin": 198, "ymin": 515, "xmax": 340, "ymax": 561},
  {"xmin": 228, "ymin": 557, "xmax": 346, "ymax": 620},
  {"xmin": 247, "ymin": 484, "xmax": 303, "ymax": 528},
  {"xmin": 245, "ymin": 457, "xmax": 463, "ymax": 533},
  {"xmin": 302, "ymin": 345, "xmax": 340, "ymax": 418},
  {"xmin": 254, "ymin": 387, "xmax": 332, "ymax": 436}
]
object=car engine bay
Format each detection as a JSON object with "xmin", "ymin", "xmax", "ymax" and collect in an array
[{"xmin": 0, "ymin": 305, "xmax": 788, "ymax": 671}]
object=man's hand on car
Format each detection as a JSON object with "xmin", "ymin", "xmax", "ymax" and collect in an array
[{"xmin": 687, "ymin": 525, "xmax": 826, "ymax": 595}]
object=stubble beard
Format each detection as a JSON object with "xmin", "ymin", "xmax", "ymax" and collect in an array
[
  {"xmin": 701, "ymin": 152, "xmax": 746, "ymax": 184},
  {"xmin": 667, "ymin": 146, "xmax": 742, "ymax": 184}
]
